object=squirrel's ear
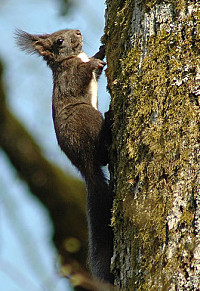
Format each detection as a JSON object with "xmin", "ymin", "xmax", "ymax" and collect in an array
[
  {"xmin": 15, "ymin": 29, "xmax": 40, "ymax": 54},
  {"xmin": 15, "ymin": 29, "xmax": 51, "ymax": 57}
]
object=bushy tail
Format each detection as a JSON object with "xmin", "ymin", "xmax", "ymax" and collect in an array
[{"xmin": 85, "ymin": 165, "xmax": 114, "ymax": 283}]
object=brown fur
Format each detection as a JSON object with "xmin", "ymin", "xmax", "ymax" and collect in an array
[{"xmin": 16, "ymin": 29, "xmax": 113, "ymax": 283}]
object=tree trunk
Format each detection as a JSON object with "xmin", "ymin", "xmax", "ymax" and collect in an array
[{"xmin": 104, "ymin": 0, "xmax": 200, "ymax": 290}]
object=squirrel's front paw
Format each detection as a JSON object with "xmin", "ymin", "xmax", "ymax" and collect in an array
[{"xmin": 90, "ymin": 58, "xmax": 106, "ymax": 70}]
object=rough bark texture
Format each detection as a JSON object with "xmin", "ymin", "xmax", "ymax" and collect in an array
[{"xmin": 104, "ymin": 0, "xmax": 200, "ymax": 290}]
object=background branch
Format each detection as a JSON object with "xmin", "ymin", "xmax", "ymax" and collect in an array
[{"xmin": 0, "ymin": 59, "xmax": 88, "ymax": 274}]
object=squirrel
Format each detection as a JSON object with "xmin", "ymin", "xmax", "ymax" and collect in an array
[{"xmin": 16, "ymin": 29, "xmax": 114, "ymax": 283}]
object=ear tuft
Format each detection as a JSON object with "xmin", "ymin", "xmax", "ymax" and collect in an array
[{"xmin": 15, "ymin": 29, "xmax": 40, "ymax": 54}]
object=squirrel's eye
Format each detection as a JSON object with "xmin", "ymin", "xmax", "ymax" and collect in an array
[{"xmin": 57, "ymin": 39, "xmax": 63, "ymax": 46}]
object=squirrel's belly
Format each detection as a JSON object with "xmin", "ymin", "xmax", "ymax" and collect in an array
[
  {"xmin": 89, "ymin": 73, "xmax": 98, "ymax": 110},
  {"xmin": 77, "ymin": 52, "xmax": 98, "ymax": 110}
]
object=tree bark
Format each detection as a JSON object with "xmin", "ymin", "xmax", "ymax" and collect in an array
[{"xmin": 104, "ymin": 0, "xmax": 200, "ymax": 290}]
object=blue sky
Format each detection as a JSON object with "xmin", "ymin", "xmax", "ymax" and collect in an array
[{"xmin": 0, "ymin": 1, "xmax": 108, "ymax": 290}]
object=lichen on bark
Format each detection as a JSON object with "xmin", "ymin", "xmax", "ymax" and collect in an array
[{"xmin": 104, "ymin": 0, "xmax": 200, "ymax": 290}]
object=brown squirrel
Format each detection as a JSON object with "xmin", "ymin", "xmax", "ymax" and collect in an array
[{"xmin": 16, "ymin": 29, "xmax": 113, "ymax": 283}]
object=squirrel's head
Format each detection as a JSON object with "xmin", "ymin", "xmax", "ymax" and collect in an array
[{"xmin": 15, "ymin": 29, "xmax": 83, "ymax": 67}]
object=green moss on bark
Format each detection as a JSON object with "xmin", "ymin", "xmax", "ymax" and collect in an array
[{"xmin": 105, "ymin": 0, "xmax": 200, "ymax": 289}]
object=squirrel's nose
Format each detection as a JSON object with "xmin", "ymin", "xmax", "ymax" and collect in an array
[{"xmin": 76, "ymin": 30, "xmax": 81, "ymax": 36}]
